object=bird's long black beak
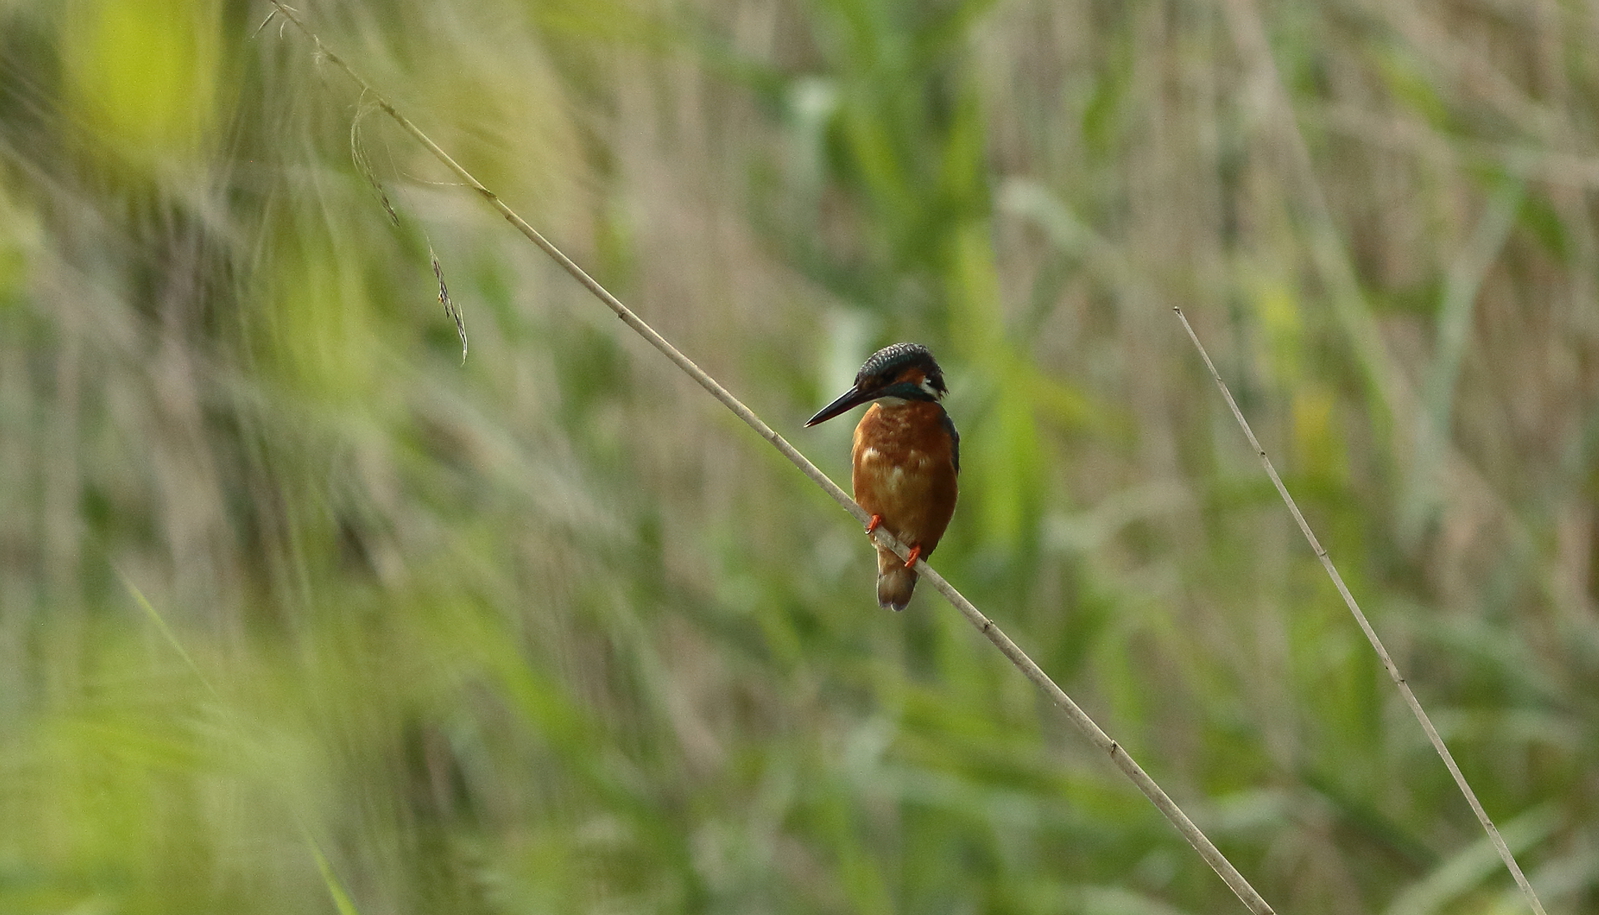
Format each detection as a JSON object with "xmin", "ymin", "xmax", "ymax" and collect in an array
[{"xmin": 805, "ymin": 385, "xmax": 878, "ymax": 427}]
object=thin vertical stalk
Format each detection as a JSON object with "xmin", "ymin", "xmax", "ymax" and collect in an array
[{"xmin": 1174, "ymin": 306, "xmax": 1547, "ymax": 915}]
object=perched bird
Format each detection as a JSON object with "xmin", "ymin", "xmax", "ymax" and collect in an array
[{"xmin": 806, "ymin": 343, "xmax": 959, "ymax": 610}]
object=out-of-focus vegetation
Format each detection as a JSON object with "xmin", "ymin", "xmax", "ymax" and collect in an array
[{"xmin": 1, "ymin": 0, "xmax": 1596, "ymax": 911}]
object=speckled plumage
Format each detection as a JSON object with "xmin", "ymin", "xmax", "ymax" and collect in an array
[{"xmin": 855, "ymin": 342, "xmax": 940, "ymax": 385}]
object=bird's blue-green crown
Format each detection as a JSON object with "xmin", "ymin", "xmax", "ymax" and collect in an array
[{"xmin": 857, "ymin": 343, "xmax": 947, "ymax": 397}]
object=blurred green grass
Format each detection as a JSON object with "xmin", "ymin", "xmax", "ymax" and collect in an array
[{"xmin": 2, "ymin": 0, "xmax": 1597, "ymax": 912}]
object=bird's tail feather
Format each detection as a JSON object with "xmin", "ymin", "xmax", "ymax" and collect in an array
[{"xmin": 875, "ymin": 547, "xmax": 918, "ymax": 611}]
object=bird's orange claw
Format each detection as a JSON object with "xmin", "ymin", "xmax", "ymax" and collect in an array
[
  {"xmin": 903, "ymin": 544, "xmax": 922, "ymax": 568},
  {"xmin": 865, "ymin": 514, "xmax": 883, "ymax": 533}
]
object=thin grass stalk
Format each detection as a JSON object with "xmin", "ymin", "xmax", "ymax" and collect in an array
[
  {"xmin": 263, "ymin": 4, "xmax": 1277, "ymax": 912},
  {"xmin": 1205, "ymin": 5, "xmax": 1549, "ymax": 907},
  {"xmin": 1173, "ymin": 306, "xmax": 1547, "ymax": 915}
]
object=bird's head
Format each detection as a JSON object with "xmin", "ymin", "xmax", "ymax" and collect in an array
[{"xmin": 805, "ymin": 343, "xmax": 948, "ymax": 427}]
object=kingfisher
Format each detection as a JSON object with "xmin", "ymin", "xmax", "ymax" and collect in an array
[{"xmin": 806, "ymin": 343, "xmax": 959, "ymax": 611}]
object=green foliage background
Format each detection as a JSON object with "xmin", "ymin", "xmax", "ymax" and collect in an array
[{"xmin": 2, "ymin": 0, "xmax": 1596, "ymax": 912}]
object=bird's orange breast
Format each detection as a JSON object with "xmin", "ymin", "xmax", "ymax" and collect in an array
[{"xmin": 851, "ymin": 401, "xmax": 959, "ymax": 555}]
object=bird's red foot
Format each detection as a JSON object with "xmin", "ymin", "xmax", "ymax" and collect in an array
[
  {"xmin": 865, "ymin": 514, "xmax": 883, "ymax": 534},
  {"xmin": 903, "ymin": 544, "xmax": 922, "ymax": 568}
]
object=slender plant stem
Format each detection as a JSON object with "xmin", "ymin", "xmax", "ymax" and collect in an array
[
  {"xmin": 1205, "ymin": 2, "xmax": 1546, "ymax": 908},
  {"xmin": 265, "ymin": 4, "xmax": 1276, "ymax": 912},
  {"xmin": 1173, "ymin": 307, "xmax": 1547, "ymax": 915}
]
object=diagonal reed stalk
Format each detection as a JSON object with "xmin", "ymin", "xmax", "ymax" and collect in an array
[
  {"xmin": 264, "ymin": 3, "xmax": 1275, "ymax": 912},
  {"xmin": 1173, "ymin": 307, "xmax": 1547, "ymax": 915}
]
